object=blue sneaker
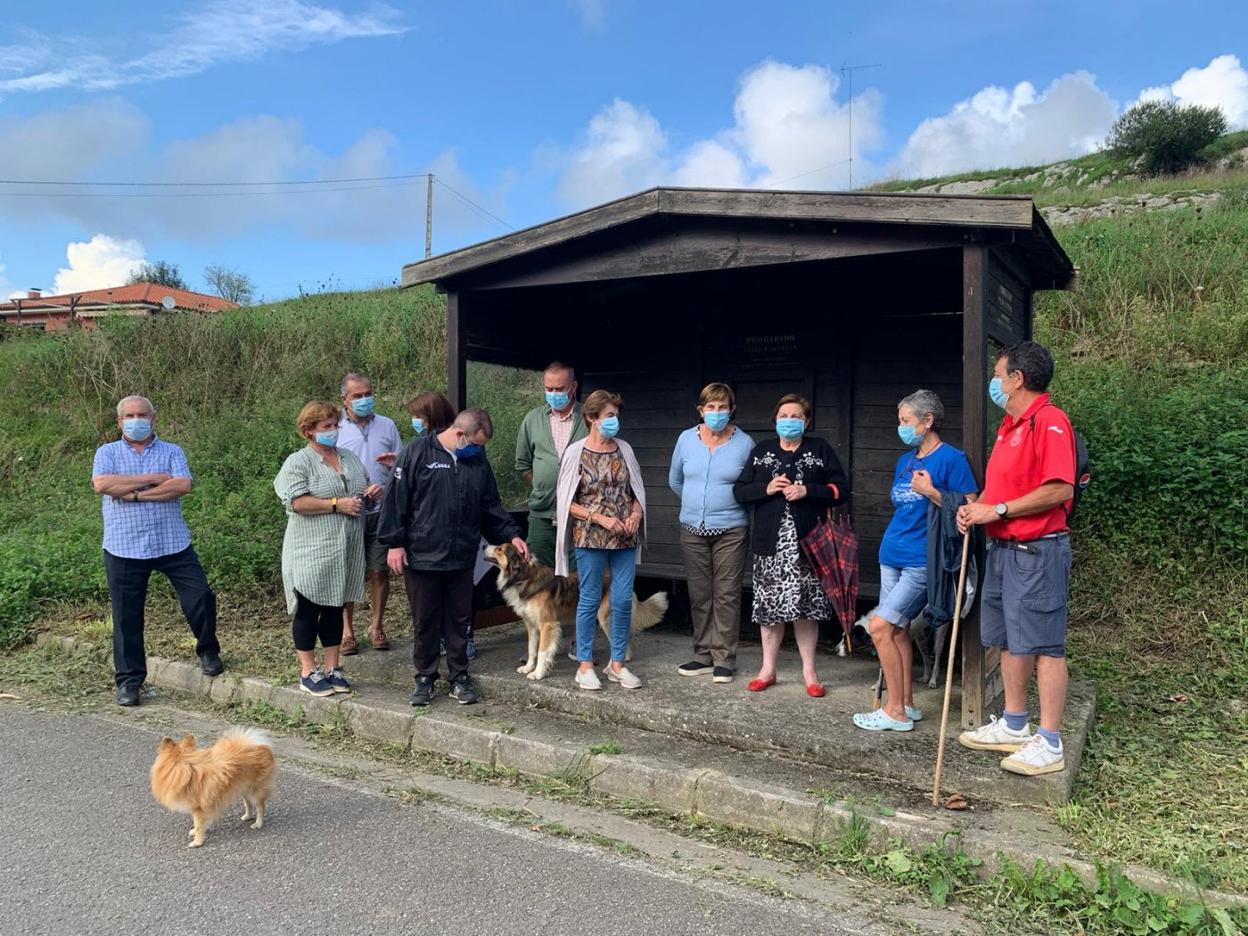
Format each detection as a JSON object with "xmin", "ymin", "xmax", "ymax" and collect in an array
[
  {"xmin": 325, "ymin": 667, "xmax": 352, "ymax": 694},
  {"xmin": 300, "ymin": 670, "xmax": 335, "ymax": 697}
]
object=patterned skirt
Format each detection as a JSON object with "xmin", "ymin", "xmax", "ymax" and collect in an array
[{"xmin": 751, "ymin": 507, "xmax": 832, "ymax": 626}]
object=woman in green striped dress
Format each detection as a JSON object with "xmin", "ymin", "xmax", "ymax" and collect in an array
[{"xmin": 274, "ymin": 400, "xmax": 369, "ymax": 697}]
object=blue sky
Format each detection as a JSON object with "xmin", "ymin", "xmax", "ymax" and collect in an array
[{"xmin": 1, "ymin": 0, "xmax": 1245, "ymax": 302}]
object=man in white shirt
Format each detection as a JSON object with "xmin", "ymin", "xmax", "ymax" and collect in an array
[{"xmin": 337, "ymin": 372, "xmax": 401, "ymax": 653}]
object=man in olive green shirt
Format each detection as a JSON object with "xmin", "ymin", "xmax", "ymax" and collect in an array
[{"xmin": 515, "ymin": 361, "xmax": 587, "ymax": 570}]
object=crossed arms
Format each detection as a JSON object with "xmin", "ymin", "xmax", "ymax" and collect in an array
[{"xmin": 92, "ymin": 472, "xmax": 192, "ymax": 502}]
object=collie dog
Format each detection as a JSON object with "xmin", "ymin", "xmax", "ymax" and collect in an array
[
  {"xmin": 150, "ymin": 727, "xmax": 277, "ymax": 848},
  {"xmin": 483, "ymin": 543, "xmax": 668, "ymax": 680}
]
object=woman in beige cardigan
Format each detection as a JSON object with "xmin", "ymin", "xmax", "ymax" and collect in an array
[{"xmin": 555, "ymin": 389, "xmax": 647, "ymax": 691}]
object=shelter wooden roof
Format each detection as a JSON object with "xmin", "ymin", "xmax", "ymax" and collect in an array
[{"xmin": 402, "ymin": 187, "xmax": 1075, "ymax": 292}]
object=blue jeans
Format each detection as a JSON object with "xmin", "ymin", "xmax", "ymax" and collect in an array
[
  {"xmin": 574, "ymin": 547, "xmax": 636, "ymax": 663},
  {"xmin": 875, "ymin": 564, "xmax": 928, "ymax": 627}
]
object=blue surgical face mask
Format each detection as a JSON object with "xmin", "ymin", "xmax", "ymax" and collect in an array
[
  {"xmin": 351, "ymin": 396, "xmax": 375, "ymax": 417},
  {"xmin": 703, "ymin": 410, "xmax": 730, "ymax": 432},
  {"xmin": 545, "ymin": 390, "xmax": 570, "ymax": 411},
  {"xmin": 458, "ymin": 443, "xmax": 483, "ymax": 458},
  {"xmin": 410, "ymin": 417, "xmax": 425, "ymax": 436},
  {"xmin": 315, "ymin": 430, "xmax": 339, "ymax": 447},
  {"xmin": 988, "ymin": 377, "xmax": 1010, "ymax": 409},
  {"xmin": 123, "ymin": 418, "xmax": 152, "ymax": 442},
  {"xmin": 776, "ymin": 417, "xmax": 805, "ymax": 441},
  {"xmin": 598, "ymin": 416, "xmax": 620, "ymax": 439},
  {"xmin": 898, "ymin": 424, "xmax": 922, "ymax": 447}
]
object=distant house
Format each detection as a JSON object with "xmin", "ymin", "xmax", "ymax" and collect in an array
[{"xmin": 0, "ymin": 284, "xmax": 238, "ymax": 332}]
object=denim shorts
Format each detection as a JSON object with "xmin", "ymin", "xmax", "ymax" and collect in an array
[
  {"xmin": 875, "ymin": 564, "xmax": 928, "ymax": 627},
  {"xmin": 981, "ymin": 535, "xmax": 1072, "ymax": 658}
]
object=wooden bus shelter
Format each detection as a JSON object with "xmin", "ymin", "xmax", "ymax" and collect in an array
[{"xmin": 401, "ymin": 188, "xmax": 1075, "ymax": 728}]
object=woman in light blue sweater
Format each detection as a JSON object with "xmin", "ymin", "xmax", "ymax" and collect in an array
[{"xmin": 668, "ymin": 383, "xmax": 755, "ymax": 683}]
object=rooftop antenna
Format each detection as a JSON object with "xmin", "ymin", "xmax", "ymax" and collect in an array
[{"xmin": 841, "ymin": 62, "xmax": 881, "ymax": 190}]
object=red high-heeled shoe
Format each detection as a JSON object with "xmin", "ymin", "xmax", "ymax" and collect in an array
[
  {"xmin": 806, "ymin": 682, "xmax": 826, "ymax": 698},
  {"xmin": 747, "ymin": 676, "xmax": 777, "ymax": 692}
]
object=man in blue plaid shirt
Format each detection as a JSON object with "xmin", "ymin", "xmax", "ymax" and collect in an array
[{"xmin": 92, "ymin": 395, "xmax": 222, "ymax": 707}]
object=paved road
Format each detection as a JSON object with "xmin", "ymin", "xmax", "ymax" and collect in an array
[{"xmin": 1, "ymin": 705, "xmax": 859, "ymax": 936}]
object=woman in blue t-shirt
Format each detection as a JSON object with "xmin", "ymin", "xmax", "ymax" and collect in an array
[{"xmin": 853, "ymin": 389, "xmax": 977, "ymax": 732}]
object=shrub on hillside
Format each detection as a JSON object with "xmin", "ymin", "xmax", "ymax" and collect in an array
[{"xmin": 1106, "ymin": 100, "xmax": 1228, "ymax": 175}]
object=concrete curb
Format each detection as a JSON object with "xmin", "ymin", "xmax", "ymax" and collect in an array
[{"xmin": 31, "ymin": 633, "xmax": 1246, "ymax": 909}]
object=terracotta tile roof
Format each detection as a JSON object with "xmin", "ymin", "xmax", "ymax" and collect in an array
[{"xmin": 0, "ymin": 284, "xmax": 238, "ymax": 313}]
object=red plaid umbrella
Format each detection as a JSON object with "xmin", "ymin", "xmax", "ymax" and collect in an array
[{"xmin": 801, "ymin": 512, "xmax": 859, "ymax": 650}]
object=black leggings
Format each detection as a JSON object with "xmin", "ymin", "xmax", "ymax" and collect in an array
[{"xmin": 293, "ymin": 591, "xmax": 344, "ymax": 652}]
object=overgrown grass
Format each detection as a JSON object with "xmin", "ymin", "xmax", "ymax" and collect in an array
[{"xmin": 0, "ymin": 286, "xmax": 541, "ymax": 646}]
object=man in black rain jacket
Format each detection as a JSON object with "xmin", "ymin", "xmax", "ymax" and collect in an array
[{"xmin": 379, "ymin": 407, "xmax": 529, "ymax": 705}]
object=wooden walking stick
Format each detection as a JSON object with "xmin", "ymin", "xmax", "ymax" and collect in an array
[{"xmin": 932, "ymin": 528, "xmax": 972, "ymax": 808}]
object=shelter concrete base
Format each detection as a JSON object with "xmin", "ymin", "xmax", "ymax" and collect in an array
[{"xmin": 348, "ymin": 623, "xmax": 1094, "ymax": 808}]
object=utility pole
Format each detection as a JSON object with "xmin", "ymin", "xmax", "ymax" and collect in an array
[
  {"xmin": 424, "ymin": 173, "xmax": 434, "ymax": 259},
  {"xmin": 841, "ymin": 62, "xmax": 881, "ymax": 190}
]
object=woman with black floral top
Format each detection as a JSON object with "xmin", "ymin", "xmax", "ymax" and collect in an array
[{"xmin": 733, "ymin": 393, "xmax": 849, "ymax": 697}]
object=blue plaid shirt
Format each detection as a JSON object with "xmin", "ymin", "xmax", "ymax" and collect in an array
[{"xmin": 92, "ymin": 437, "xmax": 194, "ymax": 559}]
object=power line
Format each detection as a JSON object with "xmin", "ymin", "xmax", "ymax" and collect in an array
[
  {"xmin": 434, "ymin": 178, "xmax": 515, "ymax": 231},
  {"xmin": 0, "ymin": 180, "xmax": 430, "ymax": 198},
  {"xmin": 775, "ymin": 158, "xmax": 853, "ymax": 186},
  {"xmin": 0, "ymin": 172, "xmax": 432, "ymax": 188}
]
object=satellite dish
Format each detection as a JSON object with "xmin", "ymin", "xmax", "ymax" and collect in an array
[{"xmin": 161, "ymin": 295, "xmax": 176, "ymax": 310}]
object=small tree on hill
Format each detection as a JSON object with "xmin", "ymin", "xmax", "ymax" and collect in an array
[
  {"xmin": 1107, "ymin": 100, "xmax": 1228, "ymax": 175},
  {"xmin": 203, "ymin": 265, "xmax": 255, "ymax": 306},
  {"xmin": 127, "ymin": 260, "xmax": 188, "ymax": 291}
]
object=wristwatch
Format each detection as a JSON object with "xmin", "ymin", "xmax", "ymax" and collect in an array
[
  {"xmin": 995, "ymin": 502, "xmax": 1009, "ymax": 518},
  {"xmin": 331, "ymin": 497, "xmax": 339, "ymax": 513},
  {"xmin": 132, "ymin": 491, "xmax": 139, "ymax": 503}
]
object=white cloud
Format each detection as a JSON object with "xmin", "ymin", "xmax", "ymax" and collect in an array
[
  {"xmin": 0, "ymin": 101, "xmax": 508, "ymax": 246},
  {"xmin": 0, "ymin": 0, "xmax": 405, "ymax": 96},
  {"xmin": 556, "ymin": 60, "xmax": 883, "ymax": 207},
  {"xmin": 0, "ymin": 99, "xmax": 148, "ymax": 194},
  {"xmin": 558, "ymin": 99, "xmax": 668, "ymax": 206},
  {"xmin": 52, "ymin": 235, "xmax": 147, "ymax": 294},
  {"xmin": 1133, "ymin": 54, "xmax": 1248, "ymax": 129},
  {"xmin": 897, "ymin": 71, "xmax": 1118, "ymax": 178},
  {"xmin": 731, "ymin": 61, "xmax": 877, "ymax": 188},
  {"xmin": 673, "ymin": 140, "xmax": 748, "ymax": 188}
]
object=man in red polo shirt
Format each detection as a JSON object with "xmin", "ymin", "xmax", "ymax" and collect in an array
[{"xmin": 955, "ymin": 341, "xmax": 1076, "ymax": 777}]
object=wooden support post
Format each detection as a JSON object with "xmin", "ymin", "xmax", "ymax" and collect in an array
[
  {"xmin": 960, "ymin": 245, "xmax": 988, "ymax": 730},
  {"xmin": 447, "ymin": 291, "xmax": 467, "ymax": 410}
]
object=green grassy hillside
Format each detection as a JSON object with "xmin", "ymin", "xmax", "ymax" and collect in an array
[
  {"xmin": 872, "ymin": 129, "xmax": 1248, "ymax": 208},
  {"xmin": 1, "ymin": 172, "xmax": 1246, "ymax": 890}
]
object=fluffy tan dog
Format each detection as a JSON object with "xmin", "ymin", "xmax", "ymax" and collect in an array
[{"xmin": 150, "ymin": 727, "xmax": 277, "ymax": 848}]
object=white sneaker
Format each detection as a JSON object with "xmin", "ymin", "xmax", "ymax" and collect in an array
[
  {"xmin": 905, "ymin": 705, "xmax": 924, "ymax": 722},
  {"xmin": 957, "ymin": 715, "xmax": 1031, "ymax": 752},
  {"xmin": 574, "ymin": 668, "xmax": 601, "ymax": 691},
  {"xmin": 1001, "ymin": 734, "xmax": 1065, "ymax": 776},
  {"xmin": 602, "ymin": 664, "xmax": 642, "ymax": 690}
]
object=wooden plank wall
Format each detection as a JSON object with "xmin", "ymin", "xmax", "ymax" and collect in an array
[
  {"xmin": 581, "ymin": 343, "xmax": 701, "ymax": 580},
  {"xmin": 850, "ymin": 314, "xmax": 964, "ymax": 593}
]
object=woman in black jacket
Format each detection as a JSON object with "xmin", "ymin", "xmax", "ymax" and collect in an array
[{"xmin": 734, "ymin": 394, "xmax": 849, "ymax": 697}]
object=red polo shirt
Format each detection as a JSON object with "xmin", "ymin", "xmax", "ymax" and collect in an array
[{"xmin": 980, "ymin": 393, "xmax": 1076, "ymax": 541}]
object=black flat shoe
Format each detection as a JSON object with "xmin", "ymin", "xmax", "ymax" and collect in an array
[
  {"xmin": 199, "ymin": 653, "xmax": 224, "ymax": 677},
  {"xmin": 116, "ymin": 686, "xmax": 140, "ymax": 707}
]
